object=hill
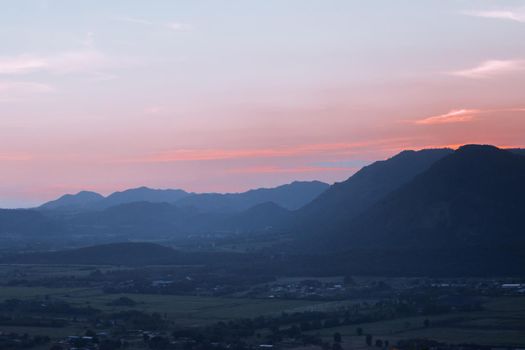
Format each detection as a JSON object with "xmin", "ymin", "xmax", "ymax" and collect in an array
[
  {"xmin": 101, "ymin": 187, "xmax": 191, "ymax": 208},
  {"xmin": 0, "ymin": 209, "xmax": 63, "ymax": 237},
  {"xmin": 62, "ymin": 200, "xmax": 294, "ymax": 238},
  {"xmin": 64, "ymin": 201, "xmax": 217, "ymax": 238},
  {"xmin": 3, "ymin": 242, "xmax": 180, "ymax": 265},
  {"xmin": 175, "ymin": 181, "xmax": 329, "ymax": 213},
  {"xmin": 2, "ymin": 242, "xmax": 260, "ymax": 267},
  {"xmin": 222, "ymin": 202, "xmax": 292, "ymax": 232}
]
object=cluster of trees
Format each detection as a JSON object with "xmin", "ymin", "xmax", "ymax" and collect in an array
[
  {"xmin": 0, "ymin": 332, "xmax": 50, "ymax": 349},
  {"xmin": 0, "ymin": 298, "xmax": 100, "ymax": 329},
  {"xmin": 98, "ymin": 310, "xmax": 170, "ymax": 331},
  {"xmin": 0, "ymin": 298, "xmax": 98, "ymax": 316}
]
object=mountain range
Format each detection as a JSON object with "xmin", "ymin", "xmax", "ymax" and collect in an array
[
  {"xmin": 2, "ymin": 144, "xmax": 525, "ymax": 275},
  {"xmin": 39, "ymin": 181, "xmax": 328, "ymax": 213}
]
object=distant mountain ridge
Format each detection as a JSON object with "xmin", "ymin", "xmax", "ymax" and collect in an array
[
  {"xmin": 39, "ymin": 187, "xmax": 191, "ymax": 211},
  {"xmin": 33, "ymin": 181, "xmax": 326, "ymax": 239},
  {"xmin": 38, "ymin": 181, "xmax": 329, "ymax": 213}
]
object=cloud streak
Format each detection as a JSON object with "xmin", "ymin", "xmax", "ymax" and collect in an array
[
  {"xmin": 227, "ymin": 165, "xmax": 356, "ymax": 174},
  {"xmin": 113, "ymin": 16, "xmax": 190, "ymax": 31},
  {"xmin": 414, "ymin": 108, "xmax": 525, "ymax": 125},
  {"xmin": 450, "ymin": 60, "xmax": 525, "ymax": 79},
  {"xmin": 415, "ymin": 109, "xmax": 480, "ymax": 125},
  {"xmin": 0, "ymin": 56, "xmax": 47, "ymax": 75},
  {"xmin": 0, "ymin": 152, "xmax": 33, "ymax": 161},
  {"xmin": 0, "ymin": 81, "xmax": 55, "ymax": 102},
  {"xmin": 129, "ymin": 140, "xmax": 408, "ymax": 163},
  {"xmin": 464, "ymin": 9, "xmax": 525, "ymax": 23},
  {"xmin": 0, "ymin": 50, "xmax": 114, "ymax": 76}
]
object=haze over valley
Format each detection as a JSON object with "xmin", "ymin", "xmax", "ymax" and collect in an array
[{"xmin": 1, "ymin": 1, "xmax": 525, "ymax": 350}]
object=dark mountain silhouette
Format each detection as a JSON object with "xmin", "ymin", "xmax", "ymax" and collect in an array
[
  {"xmin": 293, "ymin": 148, "xmax": 453, "ymax": 234},
  {"xmin": 40, "ymin": 191, "xmax": 104, "ymax": 211},
  {"xmin": 333, "ymin": 145, "xmax": 525, "ymax": 248},
  {"xmin": 0, "ymin": 209, "xmax": 63, "ymax": 236},
  {"xmin": 509, "ymin": 148, "xmax": 525, "ymax": 156},
  {"xmin": 174, "ymin": 181, "xmax": 329, "ymax": 213},
  {"xmin": 302, "ymin": 145, "xmax": 525, "ymax": 275}
]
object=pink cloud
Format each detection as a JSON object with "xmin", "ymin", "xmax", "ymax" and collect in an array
[
  {"xmin": 0, "ymin": 152, "xmax": 33, "ymax": 161},
  {"xmin": 0, "ymin": 56, "xmax": 48, "ymax": 74},
  {"xmin": 0, "ymin": 50, "xmax": 120, "ymax": 76},
  {"xmin": 0, "ymin": 81, "xmax": 55, "ymax": 102},
  {"xmin": 450, "ymin": 60, "xmax": 525, "ymax": 79}
]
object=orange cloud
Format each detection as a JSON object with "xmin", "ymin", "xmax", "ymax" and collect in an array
[
  {"xmin": 227, "ymin": 165, "xmax": 356, "ymax": 174},
  {"xmin": 133, "ymin": 139, "xmax": 409, "ymax": 163},
  {"xmin": 414, "ymin": 107, "xmax": 525, "ymax": 126},
  {"xmin": 415, "ymin": 109, "xmax": 480, "ymax": 125}
]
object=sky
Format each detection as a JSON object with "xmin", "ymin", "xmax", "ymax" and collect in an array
[{"xmin": 1, "ymin": 0, "xmax": 525, "ymax": 207}]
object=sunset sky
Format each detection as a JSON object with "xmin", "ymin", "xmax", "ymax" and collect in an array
[{"xmin": 1, "ymin": 0, "xmax": 525, "ymax": 207}]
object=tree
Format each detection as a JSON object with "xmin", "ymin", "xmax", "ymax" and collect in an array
[
  {"xmin": 289, "ymin": 324, "xmax": 301, "ymax": 338},
  {"xmin": 149, "ymin": 336, "xmax": 169, "ymax": 350},
  {"xmin": 424, "ymin": 319, "xmax": 430, "ymax": 328},
  {"xmin": 333, "ymin": 332, "xmax": 342, "ymax": 343},
  {"xmin": 366, "ymin": 334, "xmax": 373, "ymax": 346},
  {"xmin": 356, "ymin": 327, "xmax": 363, "ymax": 336},
  {"xmin": 375, "ymin": 339, "xmax": 383, "ymax": 347},
  {"xmin": 300, "ymin": 321, "xmax": 311, "ymax": 331},
  {"xmin": 332, "ymin": 343, "xmax": 343, "ymax": 350},
  {"xmin": 99, "ymin": 340, "xmax": 121, "ymax": 350}
]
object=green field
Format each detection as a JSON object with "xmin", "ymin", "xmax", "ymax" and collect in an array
[
  {"xmin": 310, "ymin": 297, "xmax": 525, "ymax": 348},
  {"xmin": 0, "ymin": 285, "xmax": 323, "ymax": 325},
  {"xmin": 1, "ymin": 265, "xmax": 525, "ymax": 348},
  {"xmin": 1, "ymin": 284, "xmax": 525, "ymax": 347}
]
